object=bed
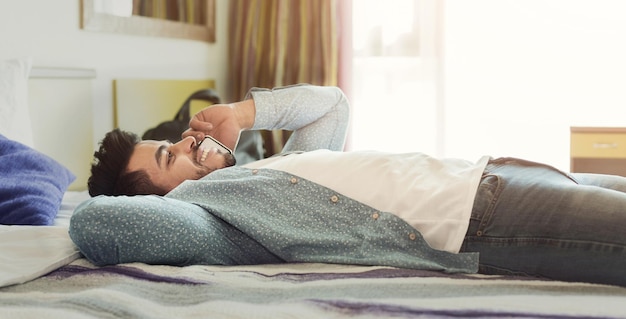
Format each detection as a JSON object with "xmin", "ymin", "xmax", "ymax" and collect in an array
[{"xmin": 2, "ymin": 58, "xmax": 626, "ymax": 318}]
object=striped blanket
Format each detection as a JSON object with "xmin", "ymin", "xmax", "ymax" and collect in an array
[{"xmin": 2, "ymin": 258, "xmax": 626, "ymax": 318}]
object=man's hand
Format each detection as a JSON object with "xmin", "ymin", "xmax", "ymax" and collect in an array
[{"xmin": 182, "ymin": 99, "xmax": 256, "ymax": 149}]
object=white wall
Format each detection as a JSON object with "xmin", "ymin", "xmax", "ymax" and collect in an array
[
  {"xmin": 0, "ymin": 0, "xmax": 229, "ymax": 148},
  {"xmin": 443, "ymin": 0, "xmax": 626, "ymax": 170}
]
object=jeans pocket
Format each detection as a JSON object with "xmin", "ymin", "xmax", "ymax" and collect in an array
[{"xmin": 468, "ymin": 173, "xmax": 502, "ymax": 237}]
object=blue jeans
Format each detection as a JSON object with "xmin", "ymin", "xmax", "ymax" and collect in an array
[{"xmin": 460, "ymin": 157, "xmax": 626, "ymax": 287}]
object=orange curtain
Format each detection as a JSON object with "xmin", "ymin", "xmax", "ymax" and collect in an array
[{"xmin": 227, "ymin": 0, "xmax": 340, "ymax": 155}]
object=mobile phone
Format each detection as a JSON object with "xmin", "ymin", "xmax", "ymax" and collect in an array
[{"xmin": 198, "ymin": 135, "xmax": 233, "ymax": 154}]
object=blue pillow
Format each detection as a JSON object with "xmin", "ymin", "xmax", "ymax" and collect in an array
[{"xmin": 0, "ymin": 134, "xmax": 75, "ymax": 225}]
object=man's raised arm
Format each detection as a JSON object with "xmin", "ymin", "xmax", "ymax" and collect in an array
[
  {"xmin": 247, "ymin": 84, "xmax": 350, "ymax": 152},
  {"xmin": 185, "ymin": 84, "xmax": 350, "ymax": 153}
]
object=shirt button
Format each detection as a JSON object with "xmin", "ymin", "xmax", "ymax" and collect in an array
[
  {"xmin": 408, "ymin": 233, "xmax": 417, "ymax": 241},
  {"xmin": 372, "ymin": 212, "xmax": 379, "ymax": 220},
  {"xmin": 252, "ymin": 169, "xmax": 259, "ymax": 174},
  {"xmin": 330, "ymin": 195, "xmax": 339, "ymax": 203},
  {"xmin": 290, "ymin": 177, "xmax": 298, "ymax": 184}
]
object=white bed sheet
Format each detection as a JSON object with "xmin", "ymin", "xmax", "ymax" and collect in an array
[
  {"xmin": 0, "ymin": 191, "xmax": 89, "ymax": 288},
  {"xmin": 53, "ymin": 190, "xmax": 89, "ymax": 227}
]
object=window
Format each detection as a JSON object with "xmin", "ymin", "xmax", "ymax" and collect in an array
[{"xmin": 350, "ymin": 0, "xmax": 440, "ymax": 154}]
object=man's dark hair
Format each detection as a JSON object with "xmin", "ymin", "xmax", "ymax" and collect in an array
[{"xmin": 88, "ymin": 128, "xmax": 166, "ymax": 197}]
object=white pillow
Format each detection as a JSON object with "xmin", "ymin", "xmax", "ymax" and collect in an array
[{"xmin": 0, "ymin": 58, "xmax": 34, "ymax": 147}]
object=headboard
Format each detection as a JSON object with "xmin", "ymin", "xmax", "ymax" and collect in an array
[
  {"xmin": 28, "ymin": 67, "xmax": 96, "ymax": 191},
  {"xmin": 113, "ymin": 79, "xmax": 215, "ymax": 138}
]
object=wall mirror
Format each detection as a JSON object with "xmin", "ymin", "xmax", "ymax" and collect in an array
[{"xmin": 81, "ymin": 0, "xmax": 215, "ymax": 42}]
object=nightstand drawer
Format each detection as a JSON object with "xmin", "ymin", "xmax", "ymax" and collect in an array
[{"xmin": 570, "ymin": 132, "xmax": 626, "ymax": 158}]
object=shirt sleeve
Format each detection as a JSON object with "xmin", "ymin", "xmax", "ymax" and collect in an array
[{"xmin": 246, "ymin": 84, "xmax": 350, "ymax": 152}]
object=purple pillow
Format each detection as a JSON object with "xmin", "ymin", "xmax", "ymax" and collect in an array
[{"xmin": 0, "ymin": 134, "xmax": 75, "ymax": 225}]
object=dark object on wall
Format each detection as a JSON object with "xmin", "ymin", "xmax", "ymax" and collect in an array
[
  {"xmin": 142, "ymin": 89, "xmax": 263, "ymax": 164},
  {"xmin": 142, "ymin": 89, "xmax": 220, "ymax": 142}
]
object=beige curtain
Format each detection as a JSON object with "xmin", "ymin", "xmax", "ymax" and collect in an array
[{"xmin": 227, "ymin": 0, "xmax": 340, "ymax": 156}]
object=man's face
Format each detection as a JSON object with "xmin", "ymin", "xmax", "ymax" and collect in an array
[{"xmin": 126, "ymin": 136, "xmax": 236, "ymax": 194}]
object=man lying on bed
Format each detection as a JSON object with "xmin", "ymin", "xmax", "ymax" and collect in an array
[{"xmin": 70, "ymin": 84, "xmax": 626, "ymax": 288}]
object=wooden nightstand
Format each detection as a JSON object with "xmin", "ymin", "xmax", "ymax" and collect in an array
[{"xmin": 570, "ymin": 127, "xmax": 626, "ymax": 177}]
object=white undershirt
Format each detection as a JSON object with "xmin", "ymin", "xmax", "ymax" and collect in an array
[{"xmin": 244, "ymin": 150, "xmax": 490, "ymax": 253}]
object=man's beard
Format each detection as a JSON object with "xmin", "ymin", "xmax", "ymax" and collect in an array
[
  {"xmin": 195, "ymin": 152, "xmax": 237, "ymax": 179},
  {"xmin": 223, "ymin": 153, "xmax": 237, "ymax": 167}
]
